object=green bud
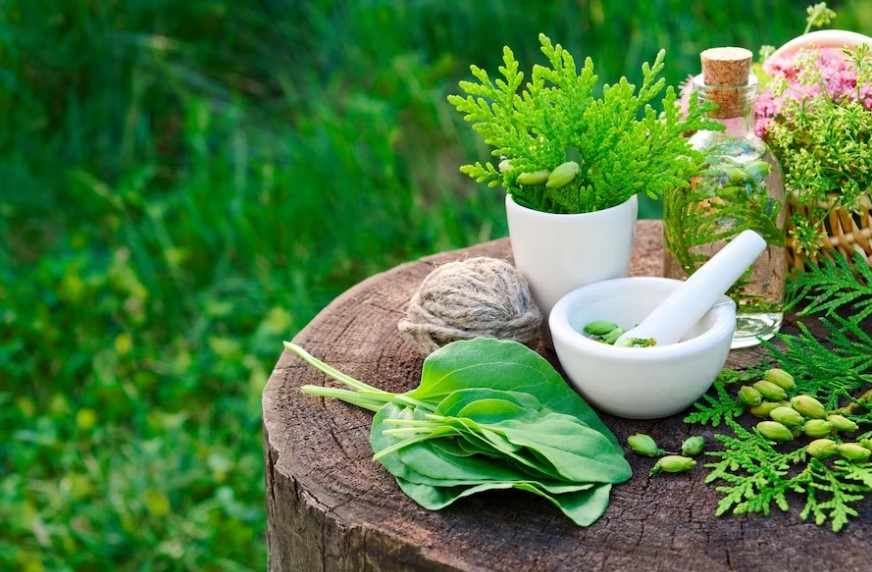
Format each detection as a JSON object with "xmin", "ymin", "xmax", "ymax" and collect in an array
[
  {"xmin": 627, "ymin": 433, "xmax": 663, "ymax": 457},
  {"xmin": 789, "ymin": 395, "xmax": 827, "ymax": 419},
  {"xmin": 583, "ymin": 320, "xmax": 620, "ymax": 336},
  {"xmin": 516, "ymin": 170, "xmax": 550, "ymax": 186},
  {"xmin": 753, "ymin": 380, "xmax": 788, "ymax": 402},
  {"xmin": 722, "ymin": 166, "xmax": 748, "ymax": 184},
  {"xmin": 802, "ymin": 419, "xmax": 833, "ymax": 438},
  {"xmin": 770, "ymin": 406, "xmax": 803, "ymax": 426},
  {"xmin": 837, "ymin": 443, "xmax": 872, "ymax": 462},
  {"xmin": 807, "ymin": 438, "xmax": 838, "ymax": 459},
  {"xmin": 681, "ymin": 436, "xmax": 705, "ymax": 457},
  {"xmin": 545, "ymin": 161, "xmax": 580, "ymax": 189},
  {"xmin": 859, "ymin": 439, "xmax": 872, "ymax": 451},
  {"xmin": 756, "ymin": 421, "xmax": 794, "ymax": 442},
  {"xmin": 738, "ymin": 386, "xmax": 763, "ymax": 407},
  {"xmin": 650, "ymin": 455, "xmax": 696, "ymax": 475},
  {"xmin": 764, "ymin": 368, "xmax": 796, "ymax": 390},
  {"xmin": 744, "ymin": 160, "xmax": 772, "ymax": 180},
  {"xmin": 827, "ymin": 414, "xmax": 859, "ymax": 433},
  {"xmin": 749, "ymin": 401, "xmax": 781, "ymax": 418},
  {"xmin": 603, "ymin": 327, "xmax": 627, "ymax": 345}
]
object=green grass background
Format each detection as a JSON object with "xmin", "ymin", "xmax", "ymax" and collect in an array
[{"xmin": 2, "ymin": 1, "xmax": 870, "ymax": 569}]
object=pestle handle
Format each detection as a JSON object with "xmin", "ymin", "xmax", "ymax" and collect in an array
[{"xmin": 616, "ymin": 230, "xmax": 767, "ymax": 347}]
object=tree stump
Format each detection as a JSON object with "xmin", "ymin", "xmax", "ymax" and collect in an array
[{"xmin": 262, "ymin": 221, "xmax": 870, "ymax": 572}]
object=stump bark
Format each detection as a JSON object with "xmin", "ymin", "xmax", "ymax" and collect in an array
[{"xmin": 262, "ymin": 221, "xmax": 870, "ymax": 572}]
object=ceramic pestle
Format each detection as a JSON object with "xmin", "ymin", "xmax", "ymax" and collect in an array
[{"xmin": 615, "ymin": 230, "xmax": 766, "ymax": 347}]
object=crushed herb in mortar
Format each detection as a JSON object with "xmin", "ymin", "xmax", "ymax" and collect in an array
[{"xmin": 582, "ymin": 320, "xmax": 656, "ymax": 347}]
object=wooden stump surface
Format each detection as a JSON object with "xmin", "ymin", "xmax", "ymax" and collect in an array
[{"xmin": 262, "ymin": 220, "xmax": 870, "ymax": 572}]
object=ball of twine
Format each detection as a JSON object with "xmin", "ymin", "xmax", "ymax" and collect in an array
[{"xmin": 398, "ymin": 256, "xmax": 543, "ymax": 355}]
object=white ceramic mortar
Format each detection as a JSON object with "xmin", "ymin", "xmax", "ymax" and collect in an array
[{"xmin": 549, "ymin": 277, "xmax": 736, "ymax": 419}]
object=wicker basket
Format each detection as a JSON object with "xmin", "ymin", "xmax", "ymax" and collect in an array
[{"xmin": 786, "ymin": 194, "xmax": 872, "ymax": 271}]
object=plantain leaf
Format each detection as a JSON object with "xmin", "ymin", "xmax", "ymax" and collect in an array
[
  {"xmin": 294, "ymin": 338, "xmax": 629, "ymax": 527},
  {"xmin": 411, "ymin": 338, "xmax": 621, "ymax": 448}
]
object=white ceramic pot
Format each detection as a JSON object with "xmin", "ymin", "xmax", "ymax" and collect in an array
[
  {"xmin": 770, "ymin": 29, "xmax": 872, "ymax": 60},
  {"xmin": 505, "ymin": 194, "xmax": 638, "ymax": 328}
]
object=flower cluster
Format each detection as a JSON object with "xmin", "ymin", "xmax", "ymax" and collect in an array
[
  {"xmin": 755, "ymin": 39, "xmax": 872, "ymax": 256},
  {"xmin": 755, "ymin": 45, "xmax": 872, "ymax": 138}
]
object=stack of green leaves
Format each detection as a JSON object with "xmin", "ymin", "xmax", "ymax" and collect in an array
[{"xmin": 285, "ymin": 338, "xmax": 632, "ymax": 526}]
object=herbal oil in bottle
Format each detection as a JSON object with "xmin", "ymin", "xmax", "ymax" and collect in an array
[{"xmin": 663, "ymin": 47, "xmax": 786, "ymax": 348}]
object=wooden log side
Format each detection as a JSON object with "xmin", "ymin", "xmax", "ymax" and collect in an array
[{"xmin": 262, "ymin": 220, "xmax": 870, "ymax": 572}]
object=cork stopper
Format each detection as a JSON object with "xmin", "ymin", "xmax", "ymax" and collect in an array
[
  {"xmin": 698, "ymin": 47, "xmax": 754, "ymax": 119},
  {"xmin": 700, "ymin": 47, "xmax": 753, "ymax": 86}
]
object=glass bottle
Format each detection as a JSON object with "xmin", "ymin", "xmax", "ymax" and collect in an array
[{"xmin": 663, "ymin": 47, "xmax": 786, "ymax": 348}]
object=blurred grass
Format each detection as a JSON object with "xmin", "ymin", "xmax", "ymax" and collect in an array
[{"xmin": 1, "ymin": 0, "xmax": 869, "ymax": 569}]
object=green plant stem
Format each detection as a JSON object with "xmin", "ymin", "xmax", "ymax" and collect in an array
[
  {"xmin": 382, "ymin": 427, "xmax": 437, "ymax": 435},
  {"xmin": 383, "ymin": 418, "xmax": 436, "ymax": 425},
  {"xmin": 300, "ymin": 385, "xmax": 390, "ymax": 412},
  {"xmin": 285, "ymin": 342, "xmax": 383, "ymax": 393},
  {"xmin": 286, "ymin": 341, "xmax": 433, "ymax": 411},
  {"xmin": 372, "ymin": 427, "xmax": 458, "ymax": 461}
]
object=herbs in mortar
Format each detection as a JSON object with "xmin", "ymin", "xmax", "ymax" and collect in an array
[
  {"xmin": 286, "ymin": 337, "xmax": 632, "ymax": 526},
  {"xmin": 582, "ymin": 320, "xmax": 656, "ymax": 348}
]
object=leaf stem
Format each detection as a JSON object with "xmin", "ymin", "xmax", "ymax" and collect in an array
[
  {"xmin": 382, "ymin": 427, "xmax": 438, "ymax": 436},
  {"xmin": 382, "ymin": 418, "xmax": 440, "ymax": 427},
  {"xmin": 300, "ymin": 385, "xmax": 390, "ymax": 412},
  {"xmin": 372, "ymin": 426, "xmax": 457, "ymax": 461},
  {"xmin": 286, "ymin": 341, "xmax": 435, "ymax": 411},
  {"xmin": 284, "ymin": 342, "xmax": 382, "ymax": 393}
]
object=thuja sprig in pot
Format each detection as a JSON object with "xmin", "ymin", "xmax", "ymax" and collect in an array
[{"xmin": 448, "ymin": 33, "xmax": 722, "ymax": 214}]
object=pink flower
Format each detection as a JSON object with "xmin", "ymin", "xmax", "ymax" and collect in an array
[
  {"xmin": 762, "ymin": 52, "xmax": 803, "ymax": 81},
  {"xmin": 754, "ymin": 90, "xmax": 780, "ymax": 137},
  {"xmin": 755, "ymin": 46, "xmax": 872, "ymax": 137}
]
